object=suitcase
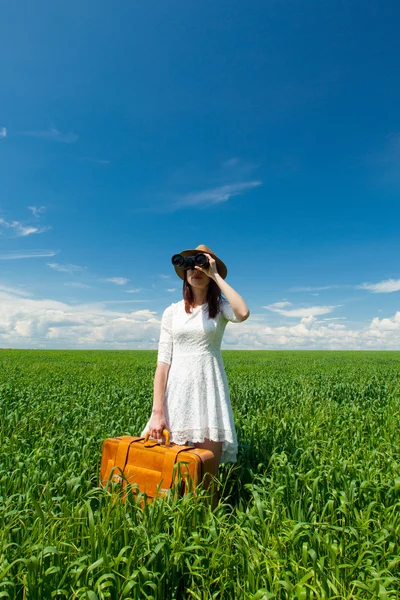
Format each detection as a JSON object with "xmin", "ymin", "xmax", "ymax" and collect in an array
[{"xmin": 100, "ymin": 429, "xmax": 215, "ymax": 504}]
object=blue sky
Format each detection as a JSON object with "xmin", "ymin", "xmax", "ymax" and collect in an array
[{"xmin": 1, "ymin": 0, "xmax": 399, "ymax": 349}]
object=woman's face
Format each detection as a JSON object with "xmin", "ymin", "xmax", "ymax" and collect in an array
[{"xmin": 186, "ymin": 268, "xmax": 210, "ymax": 290}]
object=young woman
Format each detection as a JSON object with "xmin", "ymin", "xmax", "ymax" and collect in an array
[{"xmin": 141, "ymin": 244, "xmax": 250, "ymax": 481}]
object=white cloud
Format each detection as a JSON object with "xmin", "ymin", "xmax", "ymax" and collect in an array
[
  {"xmin": 0, "ymin": 127, "xmax": 6, "ymax": 138},
  {"xmin": 47, "ymin": 263, "xmax": 86, "ymax": 274},
  {"xmin": 0, "ymin": 289, "xmax": 398, "ymax": 350},
  {"xmin": 0, "ymin": 290, "xmax": 161, "ymax": 348},
  {"xmin": 174, "ymin": 181, "xmax": 262, "ymax": 209},
  {"xmin": 269, "ymin": 301, "xmax": 291, "ymax": 309},
  {"xmin": 125, "ymin": 288, "xmax": 142, "ymax": 293},
  {"xmin": 103, "ymin": 277, "xmax": 129, "ymax": 286},
  {"xmin": 28, "ymin": 206, "xmax": 46, "ymax": 217},
  {"xmin": 290, "ymin": 279, "xmax": 400, "ymax": 294},
  {"xmin": 0, "ymin": 250, "xmax": 57, "ymax": 260},
  {"xmin": 358, "ymin": 279, "xmax": 400, "ymax": 293},
  {"xmin": 320, "ymin": 317, "xmax": 346, "ymax": 322},
  {"xmin": 101, "ymin": 299, "xmax": 151, "ymax": 305},
  {"xmin": 0, "ymin": 218, "xmax": 50, "ymax": 237},
  {"xmin": 0, "ymin": 284, "xmax": 31, "ymax": 297},
  {"xmin": 370, "ymin": 312, "xmax": 400, "ymax": 331},
  {"xmin": 19, "ymin": 226, "xmax": 41, "ymax": 236},
  {"xmin": 64, "ymin": 282, "xmax": 92, "ymax": 289},
  {"xmin": 221, "ymin": 312, "xmax": 400, "ymax": 350},
  {"xmin": 264, "ymin": 301, "xmax": 337, "ymax": 317},
  {"xmin": 21, "ymin": 128, "xmax": 78, "ymax": 143},
  {"xmin": 167, "ymin": 288, "xmax": 176, "ymax": 292}
]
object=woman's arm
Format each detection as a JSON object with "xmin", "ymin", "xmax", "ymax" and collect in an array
[
  {"xmin": 152, "ymin": 362, "xmax": 170, "ymax": 414},
  {"xmin": 194, "ymin": 253, "xmax": 250, "ymax": 322},
  {"xmin": 149, "ymin": 304, "xmax": 173, "ymax": 440},
  {"xmin": 213, "ymin": 273, "xmax": 250, "ymax": 322},
  {"xmin": 149, "ymin": 362, "xmax": 170, "ymax": 440}
]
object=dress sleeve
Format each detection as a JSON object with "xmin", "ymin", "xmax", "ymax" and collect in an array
[
  {"xmin": 157, "ymin": 305, "xmax": 173, "ymax": 365},
  {"xmin": 220, "ymin": 298, "xmax": 242, "ymax": 324}
]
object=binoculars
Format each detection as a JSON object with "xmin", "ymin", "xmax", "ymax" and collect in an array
[{"xmin": 171, "ymin": 253, "xmax": 209, "ymax": 270}]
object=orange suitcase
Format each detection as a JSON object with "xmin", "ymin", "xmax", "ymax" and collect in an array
[{"xmin": 100, "ymin": 429, "xmax": 215, "ymax": 504}]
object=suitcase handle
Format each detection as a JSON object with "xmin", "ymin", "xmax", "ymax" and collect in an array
[{"xmin": 144, "ymin": 428, "xmax": 171, "ymax": 447}]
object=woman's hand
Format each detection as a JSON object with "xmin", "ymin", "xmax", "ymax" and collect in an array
[
  {"xmin": 148, "ymin": 410, "xmax": 167, "ymax": 441},
  {"xmin": 195, "ymin": 252, "xmax": 219, "ymax": 280}
]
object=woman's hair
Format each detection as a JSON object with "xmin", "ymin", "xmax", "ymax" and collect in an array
[{"xmin": 183, "ymin": 271, "xmax": 222, "ymax": 319}]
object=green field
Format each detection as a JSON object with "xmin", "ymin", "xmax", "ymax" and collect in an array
[{"xmin": 1, "ymin": 350, "xmax": 400, "ymax": 599}]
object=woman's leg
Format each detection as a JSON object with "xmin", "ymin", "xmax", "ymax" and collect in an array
[
  {"xmin": 192, "ymin": 438, "xmax": 223, "ymax": 509},
  {"xmin": 192, "ymin": 438, "xmax": 222, "ymax": 476}
]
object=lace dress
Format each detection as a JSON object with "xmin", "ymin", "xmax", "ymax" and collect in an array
[{"xmin": 141, "ymin": 298, "xmax": 241, "ymax": 463}]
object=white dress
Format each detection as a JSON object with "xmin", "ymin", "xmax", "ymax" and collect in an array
[{"xmin": 141, "ymin": 297, "xmax": 241, "ymax": 463}]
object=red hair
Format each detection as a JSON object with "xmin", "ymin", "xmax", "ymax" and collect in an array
[{"xmin": 183, "ymin": 271, "xmax": 222, "ymax": 319}]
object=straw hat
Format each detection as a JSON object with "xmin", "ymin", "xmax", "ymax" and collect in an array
[{"xmin": 173, "ymin": 244, "xmax": 228, "ymax": 280}]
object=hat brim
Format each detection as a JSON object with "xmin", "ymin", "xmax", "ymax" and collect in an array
[{"xmin": 174, "ymin": 248, "xmax": 228, "ymax": 280}]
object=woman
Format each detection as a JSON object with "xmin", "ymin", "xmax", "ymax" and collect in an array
[{"xmin": 141, "ymin": 244, "xmax": 250, "ymax": 480}]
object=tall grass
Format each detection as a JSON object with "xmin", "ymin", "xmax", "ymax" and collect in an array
[{"xmin": 0, "ymin": 350, "xmax": 399, "ymax": 598}]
